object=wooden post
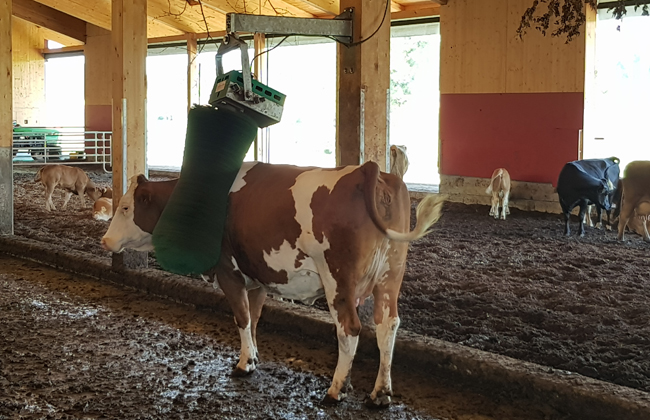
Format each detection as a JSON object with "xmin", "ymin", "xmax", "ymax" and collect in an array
[
  {"xmin": 0, "ymin": 0, "xmax": 12, "ymax": 235},
  {"xmin": 253, "ymin": 33, "xmax": 267, "ymax": 162},
  {"xmin": 187, "ymin": 33, "xmax": 199, "ymax": 114},
  {"xmin": 85, "ymin": 24, "xmax": 112, "ymax": 162},
  {"xmin": 337, "ymin": 0, "xmax": 390, "ymax": 169},
  {"xmin": 111, "ymin": 0, "xmax": 148, "ymax": 269}
]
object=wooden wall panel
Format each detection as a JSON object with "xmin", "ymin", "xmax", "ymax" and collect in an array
[
  {"xmin": 85, "ymin": 23, "xmax": 111, "ymax": 107},
  {"xmin": 441, "ymin": 0, "xmax": 587, "ymax": 95},
  {"xmin": 506, "ymin": 0, "xmax": 585, "ymax": 93},
  {"xmin": 11, "ymin": 17, "xmax": 45, "ymax": 125},
  {"xmin": 440, "ymin": 0, "xmax": 508, "ymax": 94}
]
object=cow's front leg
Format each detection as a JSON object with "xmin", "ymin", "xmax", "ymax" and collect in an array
[
  {"xmin": 577, "ymin": 204, "xmax": 588, "ymax": 237},
  {"xmin": 595, "ymin": 206, "xmax": 604, "ymax": 229},
  {"xmin": 563, "ymin": 212, "xmax": 571, "ymax": 236}
]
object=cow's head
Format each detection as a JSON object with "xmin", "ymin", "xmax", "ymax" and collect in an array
[
  {"xmin": 101, "ymin": 175, "xmax": 154, "ymax": 253},
  {"xmin": 597, "ymin": 178, "xmax": 615, "ymax": 211},
  {"xmin": 85, "ymin": 186, "xmax": 103, "ymax": 202}
]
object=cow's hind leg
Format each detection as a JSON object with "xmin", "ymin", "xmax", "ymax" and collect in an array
[
  {"xmin": 490, "ymin": 193, "xmax": 499, "ymax": 218},
  {"xmin": 215, "ymin": 268, "xmax": 257, "ymax": 376},
  {"xmin": 248, "ymin": 286, "xmax": 267, "ymax": 362},
  {"xmin": 366, "ymin": 275, "xmax": 402, "ymax": 408},
  {"xmin": 500, "ymin": 191, "xmax": 510, "ymax": 220},
  {"xmin": 617, "ymin": 202, "xmax": 634, "ymax": 241},
  {"xmin": 61, "ymin": 191, "xmax": 73, "ymax": 209},
  {"xmin": 44, "ymin": 184, "xmax": 56, "ymax": 211},
  {"xmin": 319, "ymin": 269, "xmax": 361, "ymax": 404}
]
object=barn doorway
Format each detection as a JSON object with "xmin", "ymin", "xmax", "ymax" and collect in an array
[{"xmin": 583, "ymin": 6, "xmax": 650, "ymax": 173}]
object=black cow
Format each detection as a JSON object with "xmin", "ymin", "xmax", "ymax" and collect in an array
[{"xmin": 556, "ymin": 157, "xmax": 620, "ymax": 236}]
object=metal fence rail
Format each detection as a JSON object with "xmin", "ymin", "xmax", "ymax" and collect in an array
[{"xmin": 12, "ymin": 128, "xmax": 112, "ymax": 173}]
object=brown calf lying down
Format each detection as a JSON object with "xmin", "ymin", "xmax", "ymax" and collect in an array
[
  {"xmin": 389, "ymin": 145, "xmax": 409, "ymax": 180},
  {"xmin": 93, "ymin": 197, "xmax": 113, "ymax": 221},
  {"xmin": 486, "ymin": 168, "xmax": 511, "ymax": 220},
  {"xmin": 34, "ymin": 165, "xmax": 103, "ymax": 211}
]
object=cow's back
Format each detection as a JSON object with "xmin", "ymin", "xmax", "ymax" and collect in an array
[
  {"xmin": 622, "ymin": 161, "xmax": 650, "ymax": 202},
  {"xmin": 225, "ymin": 162, "xmax": 410, "ymax": 289}
]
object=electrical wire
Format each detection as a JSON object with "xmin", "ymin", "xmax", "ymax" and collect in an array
[{"xmin": 348, "ymin": 0, "xmax": 390, "ymax": 47}]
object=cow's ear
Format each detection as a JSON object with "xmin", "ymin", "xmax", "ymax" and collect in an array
[{"xmin": 136, "ymin": 174, "xmax": 148, "ymax": 185}]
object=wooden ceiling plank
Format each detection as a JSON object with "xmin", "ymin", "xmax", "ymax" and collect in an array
[
  {"xmin": 148, "ymin": 0, "xmax": 226, "ymax": 34},
  {"xmin": 32, "ymin": 0, "xmax": 111, "ymax": 30},
  {"xmin": 391, "ymin": 3, "xmax": 440, "ymax": 20},
  {"xmin": 13, "ymin": 0, "xmax": 86, "ymax": 42},
  {"xmin": 199, "ymin": 0, "xmax": 312, "ymax": 18},
  {"xmin": 294, "ymin": 0, "xmax": 338, "ymax": 15}
]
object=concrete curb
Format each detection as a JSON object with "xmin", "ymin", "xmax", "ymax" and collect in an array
[{"xmin": 1, "ymin": 235, "xmax": 649, "ymax": 419}]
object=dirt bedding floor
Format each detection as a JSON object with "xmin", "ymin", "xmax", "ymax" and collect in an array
[{"xmin": 10, "ymin": 166, "xmax": 650, "ymax": 396}]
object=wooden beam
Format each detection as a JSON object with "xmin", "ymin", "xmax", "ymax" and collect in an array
[
  {"xmin": 32, "ymin": 0, "xmax": 184, "ymax": 39},
  {"xmin": 187, "ymin": 33, "xmax": 198, "ymax": 113},
  {"xmin": 0, "ymin": 0, "xmax": 13, "ymax": 235},
  {"xmin": 148, "ymin": 30, "xmax": 226, "ymax": 44},
  {"xmin": 391, "ymin": 1, "xmax": 404, "ymax": 13},
  {"xmin": 112, "ymin": 0, "xmax": 148, "ymax": 268},
  {"xmin": 12, "ymin": 0, "xmax": 85, "ymax": 42},
  {"xmin": 42, "ymin": 44, "xmax": 84, "ymax": 54},
  {"xmin": 337, "ymin": 0, "xmax": 390, "ymax": 169}
]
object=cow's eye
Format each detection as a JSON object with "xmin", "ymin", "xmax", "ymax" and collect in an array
[{"xmin": 122, "ymin": 206, "xmax": 129, "ymax": 211}]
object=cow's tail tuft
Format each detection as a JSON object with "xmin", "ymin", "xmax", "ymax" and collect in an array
[
  {"xmin": 386, "ymin": 194, "xmax": 446, "ymax": 242},
  {"xmin": 33, "ymin": 167, "xmax": 44, "ymax": 183}
]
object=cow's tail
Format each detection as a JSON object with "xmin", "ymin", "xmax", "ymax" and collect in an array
[
  {"xmin": 485, "ymin": 169, "xmax": 503, "ymax": 195},
  {"xmin": 363, "ymin": 161, "xmax": 445, "ymax": 242},
  {"xmin": 33, "ymin": 167, "xmax": 44, "ymax": 183}
]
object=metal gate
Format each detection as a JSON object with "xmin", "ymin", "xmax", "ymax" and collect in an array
[{"xmin": 12, "ymin": 128, "xmax": 112, "ymax": 173}]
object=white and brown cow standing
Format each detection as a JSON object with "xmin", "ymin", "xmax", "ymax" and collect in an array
[
  {"xmin": 485, "ymin": 168, "xmax": 511, "ymax": 220},
  {"xmin": 617, "ymin": 160, "xmax": 650, "ymax": 242},
  {"xmin": 101, "ymin": 161, "xmax": 444, "ymax": 407},
  {"xmin": 389, "ymin": 145, "xmax": 409, "ymax": 180},
  {"xmin": 34, "ymin": 164, "xmax": 103, "ymax": 211}
]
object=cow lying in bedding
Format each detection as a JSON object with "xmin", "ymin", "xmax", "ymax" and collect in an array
[{"xmin": 101, "ymin": 161, "xmax": 444, "ymax": 407}]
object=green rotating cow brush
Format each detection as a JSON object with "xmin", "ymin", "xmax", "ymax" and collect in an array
[{"xmin": 152, "ymin": 34, "xmax": 285, "ymax": 275}]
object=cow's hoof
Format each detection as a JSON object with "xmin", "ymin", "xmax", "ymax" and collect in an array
[
  {"xmin": 231, "ymin": 365, "xmax": 255, "ymax": 377},
  {"xmin": 321, "ymin": 393, "xmax": 344, "ymax": 405},
  {"xmin": 365, "ymin": 392, "xmax": 392, "ymax": 409}
]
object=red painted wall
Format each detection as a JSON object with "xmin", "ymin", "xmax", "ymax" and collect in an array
[{"xmin": 440, "ymin": 92, "xmax": 584, "ymax": 186}]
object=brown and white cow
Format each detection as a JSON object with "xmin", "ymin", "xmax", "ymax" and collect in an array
[
  {"xmin": 34, "ymin": 164, "xmax": 103, "ymax": 211},
  {"xmin": 485, "ymin": 168, "xmax": 511, "ymax": 220},
  {"xmin": 101, "ymin": 161, "xmax": 444, "ymax": 407},
  {"xmin": 93, "ymin": 197, "xmax": 113, "ymax": 221},
  {"xmin": 389, "ymin": 145, "xmax": 409, "ymax": 180},
  {"xmin": 617, "ymin": 161, "xmax": 650, "ymax": 242}
]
